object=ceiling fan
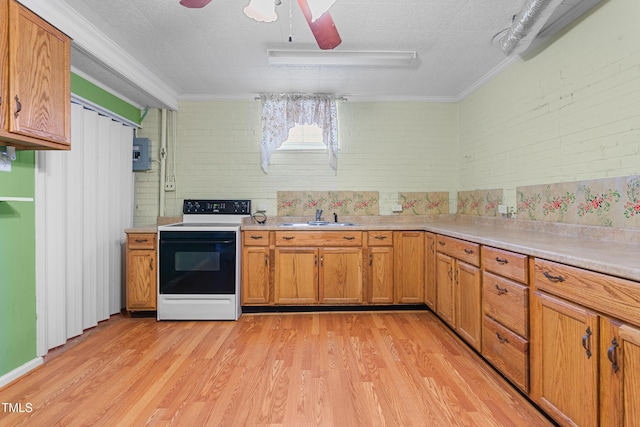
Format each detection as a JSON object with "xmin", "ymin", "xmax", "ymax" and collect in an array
[{"xmin": 179, "ymin": 0, "xmax": 341, "ymax": 50}]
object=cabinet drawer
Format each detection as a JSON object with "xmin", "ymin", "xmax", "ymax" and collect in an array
[
  {"xmin": 534, "ymin": 258, "xmax": 640, "ymax": 327},
  {"xmin": 483, "ymin": 316, "xmax": 529, "ymax": 392},
  {"xmin": 127, "ymin": 233, "xmax": 156, "ymax": 250},
  {"xmin": 275, "ymin": 231, "xmax": 362, "ymax": 247},
  {"xmin": 367, "ymin": 231, "xmax": 393, "ymax": 246},
  {"xmin": 482, "ymin": 246, "xmax": 528, "ymax": 284},
  {"xmin": 436, "ymin": 235, "xmax": 479, "ymax": 267},
  {"xmin": 483, "ymin": 272, "xmax": 529, "ymax": 338},
  {"xmin": 243, "ymin": 230, "xmax": 270, "ymax": 246}
]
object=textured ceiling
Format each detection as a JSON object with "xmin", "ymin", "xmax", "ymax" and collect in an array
[{"xmin": 61, "ymin": 0, "xmax": 529, "ymax": 106}]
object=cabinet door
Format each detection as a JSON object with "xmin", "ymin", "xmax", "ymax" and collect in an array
[
  {"xmin": 242, "ymin": 246, "xmax": 270, "ymax": 305},
  {"xmin": 531, "ymin": 292, "xmax": 599, "ymax": 427},
  {"xmin": 393, "ymin": 231, "xmax": 425, "ymax": 303},
  {"xmin": 369, "ymin": 246, "xmax": 394, "ymax": 304},
  {"xmin": 424, "ymin": 232, "xmax": 436, "ymax": 310},
  {"xmin": 436, "ymin": 252, "xmax": 455, "ymax": 327},
  {"xmin": 274, "ymin": 248, "xmax": 318, "ymax": 304},
  {"xmin": 8, "ymin": 1, "xmax": 70, "ymax": 144},
  {"xmin": 600, "ymin": 319, "xmax": 640, "ymax": 427},
  {"xmin": 320, "ymin": 248, "xmax": 363, "ymax": 304},
  {"xmin": 126, "ymin": 249, "xmax": 157, "ymax": 311},
  {"xmin": 455, "ymin": 260, "xmax": 482, "ymax": 351}
]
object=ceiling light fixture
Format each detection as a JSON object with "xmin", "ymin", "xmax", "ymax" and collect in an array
[
  {"xmin": 267, "ymin": 50, "xmax": 417, "ymax": 67},
  {"xmin": 244, "ymin": 0, "xmax": 279, "ymax": 22}
]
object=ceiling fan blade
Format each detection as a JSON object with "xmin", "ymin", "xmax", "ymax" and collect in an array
[
  {"xmin": 179, "ymin": 0, "xmax": 213, "ymax": 8},
  {"xmin": 297, "ymin": 0, "xmax": 342, "ymax": 50}
]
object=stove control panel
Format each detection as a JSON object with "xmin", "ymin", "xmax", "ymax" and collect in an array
[{"xmin": 183, "ymin": 199, "xmax": 251, "ymax": 215}]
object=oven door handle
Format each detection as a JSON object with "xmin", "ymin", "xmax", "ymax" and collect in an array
[{"xmin": 160, "ymin": 239, "xmax": 235, "ymax": 245}]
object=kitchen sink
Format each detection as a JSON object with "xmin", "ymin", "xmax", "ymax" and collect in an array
[{"xmin": 279, "ymin": 221, "xmax": 358, "ymax": 227}]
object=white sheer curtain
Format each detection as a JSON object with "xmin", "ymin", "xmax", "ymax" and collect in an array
[{"xmin": 260, "ymin": 93, "xmax": 339, "ymax": 173}]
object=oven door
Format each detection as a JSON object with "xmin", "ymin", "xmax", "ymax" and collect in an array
[{"xmin": 159, "ymin": 230, "xmax": 237, "ymax": 295}]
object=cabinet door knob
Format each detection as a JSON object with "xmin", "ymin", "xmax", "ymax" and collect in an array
[{"xmin": 14, "ymin": 95, "xmax": 22, "ymax": 119}]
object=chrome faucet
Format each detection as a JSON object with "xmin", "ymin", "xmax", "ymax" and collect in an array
[{"xmin": 315, "ymin": 209, "xmax": 323, "ymax": 221}]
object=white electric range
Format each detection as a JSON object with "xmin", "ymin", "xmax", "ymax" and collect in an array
[{"xmin": 157, "ymin": 199, "xmax": 251, "ymax": 320}]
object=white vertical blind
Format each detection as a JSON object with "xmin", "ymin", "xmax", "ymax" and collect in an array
[{"xmin": 36, "ymin": 103, "xmax": 134, "ymax": 355}]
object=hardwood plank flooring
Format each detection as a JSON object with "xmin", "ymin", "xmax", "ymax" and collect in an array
[{"xmin": 0, "ymin": 311, "xmax": 553, "ymax": 426}]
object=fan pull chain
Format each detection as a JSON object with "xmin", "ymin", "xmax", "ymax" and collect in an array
[{"xmin": 288, "ymin": 0, "xmax": 293, "ymax": 42}]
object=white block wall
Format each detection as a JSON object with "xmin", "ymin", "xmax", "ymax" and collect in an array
[
  {"xmin": 458, "ymin": 0, "xmax": 640, "ymax": 208},
  {"xmin": 133, "ymin": 101, "xmax": 459, "ymax": 225}
]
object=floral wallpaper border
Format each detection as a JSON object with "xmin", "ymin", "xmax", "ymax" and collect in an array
[
  {"xmin": 398, "ymin": 192, "xmax": 449, "ymax": 215},
  {"xmin": 277, "ymin": 191, "xmax": 379, "ymax": 216},
  {"xmin": 516, "ymin": 175, "xmax": 640, "ymax": 228},
  {"xmin": 457, "ymin": 189, "xmax": 503, "ymax": 217}
]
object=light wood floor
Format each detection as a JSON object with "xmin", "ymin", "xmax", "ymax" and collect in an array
[{"xmin": 0, "ymin": 311, "xmax": 553, "ymax": 426}]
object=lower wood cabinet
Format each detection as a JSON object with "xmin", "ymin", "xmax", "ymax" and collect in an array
[
  {"xmin": 367, "ymin": 231, "xmax": 394, "ymax": 304},
  {"xmin": 274, "ymin": 247, "xmax": 318, "ymax": 304},
  {"xmin": 424, "ymin": 232, "xmax": 436, "ymax": 310},
  {"xmin": 532, "ymin": 258, "xmax": 640, "ymax": 427},
  {"xmin": 242, "ymin": 231, "xmax": 271, "ymax": 305},
  {"xmin": 435, "ymin": 236, "xmax": 482, "ymax": 351},
  {"xmin": 393, "ymin": 231, "xmax": 424, "ymax": 304},
  {"xmin": 125, "ymin": 232, "xmax": 157, "ymax": 311}
]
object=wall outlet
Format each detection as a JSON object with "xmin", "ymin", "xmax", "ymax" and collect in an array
[
  {"xmin": 392, "ymin": 204, "xmax": 403, "ymax": 212},
  {"xmin": 498, "ymin": 204, "xmax": 507, "ymax": 214},
  {"xmin": 164, "ymin": 182, "xmax": 176, "ymax": 191}
]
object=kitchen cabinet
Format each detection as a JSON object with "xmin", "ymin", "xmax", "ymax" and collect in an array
[
  {"xmin": 531, "ymin": 258, "xmax": 640, "ymax": 426},
  {"xmin": 366, "ymin": 231, "xmax": 394, "ymax": 304},
  {"xmin": 273, "ymin": 231, "xmax": 363, "ymax": 305},
  {"xmin": 424, "ymin": 232, "xmax": 436, "ymax": 310},
  {"xmin": 435, "ymin": 235, "xmax": 482, "ymax": 351},
  {"xmin": 125, "ymin": 232, "xmax": 157, "ymax": 312},
  {"xmin": 241, "ymin": 231, "xmax": 271, "ymax": 305},
  {"xmin": 1, "ymin": 0, "xmax": 71, "ymax": 150},
  {"xmin": 393, "ymin": 231, "xmax": 424, "ymax": 304},
  {"xmin": 481, "ymin": 246, "xmax": 530, "ymax": 392}
]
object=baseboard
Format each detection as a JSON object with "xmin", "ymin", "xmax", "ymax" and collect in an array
[{"xmin": 0, "ymin": 357, "xmax": 43, "ymax": 389}]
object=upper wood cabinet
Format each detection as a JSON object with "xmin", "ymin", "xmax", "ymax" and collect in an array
[{"xmin": 1, "ymin": 0, "xmax": 71, "ymax": 149}]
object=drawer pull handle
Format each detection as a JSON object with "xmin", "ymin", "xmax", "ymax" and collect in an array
[
  {"xmin": 582, "ymin": 326, "xmax": 593, "ymax": 359},
  {"xmin": 543, "ymin": 271, "xmax": 565, "ymax": 283},
  {"xmin": 608, "ymin": 338, "xmax": 619, "ymax": 373},
  {"xmin": 438, "ymin": 241, "xmax": 445, "ymax": 246},
  {"xmin": 282, "ymin": 236, "xmax": 295, "ymax": 240},
  {"xmin": 250, "ymin": 235, "xmax": 264, "ymax": 240},
  {"xmin": 430, "ymin": 241, "xmax": 435, "ymax": 252},
  {"xmin": 495, "ymin": 284, "xmax": 508, "ymax": 295},
  {"xmin": 343, "ymin": 236, "xmax": 355, "ymax": 240},
  {"xmin": 135, "ymin": 238, "xmax": 149, "ymax": 243},
  {"xmin": 149, "ymin": 259, "xmax": 154, "ymax": 271},
  {"xmin": 496, "ymin": 332, "xmax": 509, "ymax": 345},
  {"xmin": 264, "ymin": 254, "xmax": 268, "ymax": 266},
  {"xmin": 448, "ymin": 268, "xmax": 453, "ymax": 280},
  {"xmin": 369, "ymin": 254, "xmax": 373, "ymax": 266},
  {"xmin": 495, "ymin": 257, "xmax": 509, "ymax": 265},
  {"xmin": 374, "ymin": 235, "xmax": 388, "ymax": 240},
  {"xmin": 464, "ymin": 248, "xmax": 474, "ymax": 254}
]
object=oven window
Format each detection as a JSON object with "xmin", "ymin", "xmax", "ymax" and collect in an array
[
  {"xmin": 176, "ymin": 252, "xmax": 220, "ymax": 272},
  {"xmin": 159, "ymin": 231, "xmax": 237, "ymax": 295}
]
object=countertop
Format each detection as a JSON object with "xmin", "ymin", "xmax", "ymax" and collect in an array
[{"xmin": 242, "ymin": 215, "xmax": 640, "ymax": 282}]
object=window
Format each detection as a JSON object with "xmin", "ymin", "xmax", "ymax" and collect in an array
[{"xmin": 277, "ymin": 124, "xmax": 326, "ymax": 151}]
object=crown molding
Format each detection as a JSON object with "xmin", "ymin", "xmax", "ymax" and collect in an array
[
  {"xmin": 455, "ymin": 55, "xmax": 519, "ymax": 101},
  {"xmin": 17, "ymin": 0, "xmax": 179, "ymax": 110}
]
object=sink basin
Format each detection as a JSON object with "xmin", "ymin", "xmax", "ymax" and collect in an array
[{"xmin": 279, "ymin": 221, "xmax": 357, "ymax": 227}]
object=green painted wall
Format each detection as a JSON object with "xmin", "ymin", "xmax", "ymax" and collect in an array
[
  {"xmin": 0, "ymin": 151, "xmax": 36, "ymax": 376},
  {"xmin": 71, "ymin": 73, "xmax": 142, "ymax": 125}
]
